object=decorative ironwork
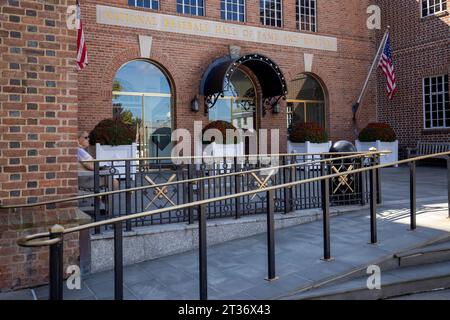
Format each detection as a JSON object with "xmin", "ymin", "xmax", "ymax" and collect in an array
[
  {"xmin": 263, "ymin": 96, "xmax": 284, "ymax": 115},
  {"xmin": 331, "ymin": 165, "xmax": 355, "ymax": 194},
  {"xmin": 204, "ymin": 92, "xmax": 224, "ymax": 112},
  {"xmin": 143, "ymin": 174, "xmax": 177, "ymax": 209}
]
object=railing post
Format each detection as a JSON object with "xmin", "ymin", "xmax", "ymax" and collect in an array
[
  {"xmin": 376, "ymin": 154, "xmax": 382, "ymax": 204},
  {"xmin": 321, "ymin": 163, "xmax": 331, "ymax": 260},
  {"xmin": 94, "ymin": 161, "xmax": 100, "ymax": 234},
  {"xmin": 49, "ymin": 224, "xmax": 64, "ymax": 300},
  {"xmin": 188, "ymin": 164, "xmax": 195, "ymax": 224},
  {"xmin": 266, "ymin": 189, "xmax": 277, "ymax": 281},
  {"xmin": 369, "ymin": 164, "xmax": 378, "ymax": 244},
  {"xmin": 125, "ymin": 160, "xmax": 132, "ymax": 232},
  {"xmin": 360, "ymin": 157, "xmax": 367, "ymax": 206},
  {"xmin": 447, "ymin": 157, "xmax": 450, "ymax": 219},
  {"xmin": 198, "ymin": 178, "xmax": 207, "ymax": 300},
  {"xmin": 114, "ymin": 221, "xmax": 123, "ymax": 300},
  {"xmin": 410, "ymin": 161, "xmax": 417, "ymax": 230},
  {"xmin": 283, "ymin": 157, "xmax": 293, "ymax": 214},
  {"xmin": 234, "ymin": 157, "xmax": 241, "ymax": 219}
]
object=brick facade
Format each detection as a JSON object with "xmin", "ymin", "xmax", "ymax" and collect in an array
[
  {"xmin": 376, "ymin": 0, "xmax": 450, "ymax": 157},
  {"xmin": 0, "ymin": 0, "xmax": 86, "ymax": 291},
  {"xmin": 6, "ymin": 0, "xmax": 443, "ymax": 291},
  {"xmin": 78, "ymin": 0, "xmax": 378, "ymax": 152}
]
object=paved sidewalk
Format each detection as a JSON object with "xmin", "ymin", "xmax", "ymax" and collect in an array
[{"xmin": 2, "ymin": 165, "xmax": 449, "ymax": 300}]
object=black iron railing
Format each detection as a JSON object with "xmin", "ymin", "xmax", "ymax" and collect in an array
[
  {"xmin": 1, "ymin": 152, "xmax": 382, "ymax": 233},
  {"xmin": 13, "ymin": 151, "xmax": 450, "ymax": 300},
  {"xmin": 79, "ymin": 152, "xmax": 379, "ymax": 231}
]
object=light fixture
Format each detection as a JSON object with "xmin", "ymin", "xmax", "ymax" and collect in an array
[
  {"xmin": 191, "ymin": 97, "xmax": 199, "ymax": 112},
  {"xmin": 263, "ymin": 96, "xmax": 284, "ymax": 116}
]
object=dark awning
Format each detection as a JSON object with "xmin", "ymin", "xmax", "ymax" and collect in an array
[{"xmin": 199, "ymin": 54, "xmax": 288, "ymax": 108}]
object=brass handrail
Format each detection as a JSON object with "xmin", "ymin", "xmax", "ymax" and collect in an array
[
  {"xmin": 17, "ymin": 150, "xmax": 449, "ymax": 248},
  {"xmin": 1, "ymin": 151, "xmax": 388, "ymax": 210},
  {"xmin": 80, "ymin": 151, "xmax": 388, "ymax": 163}
]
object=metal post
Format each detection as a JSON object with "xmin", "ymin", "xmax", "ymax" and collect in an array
[
  {"xmin": 410, "ymin": 161, "xmax": 417, "ymax": 230},
  {"xmin": 321, "ymin": 163, "xmax": 331, "ymax": 260},
  {"xmin": 94, "ymin": 161, "xmax": 100, "ymax": 234},
  {"xmin": 447, "ymin": 157, "xmax": 450, "ymax": 218},
  {"xmin": 125, "ymin": 160, "xmax": 132, "ymax": 232},
  {"xmin": 360, "ymin": 157, "xmax": 367, "ymax": 206},
  {"xmin": 376, "ymin": 154, "xmax": 382, "ymax": 204},
  {"xmin": 114, "ymin": 222, "xmax": 123, "ymax": 300},
  {"xmin": 49, "ymin": 224, "xmax": 64, "ymax": 300},
  {"xmin": 234, "ymin": 157, "xmax": 241, "ymax": 219},
  {"xmin": 369, "ymin": 166, "xmax": 378, "ymax": 244},
  {"xmin": 266, "ymin": 189, "xmax": 277, "ymax": 281},
  {"xmin": 284, "ymin": 157, "xmax": 293, "ymax": 214},
  {"xmin": 198, "ymin": 174, "xmax": 207, "ymax": 300},
  {"xmin": 188, "ymin": 164, "xmax": 194, "ymax": 224}
]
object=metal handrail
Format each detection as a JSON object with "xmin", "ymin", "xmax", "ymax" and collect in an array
[
  {"xmin": 17, "ymin": 150, "xmax": 450, "ymax": 248},
  {"xmin": 79, "ymin": 151, "xmax": 387, "ymax": 163},
  {"xmin": 1, "ymin": 151, "xmax": 388, "ymax": 210}
]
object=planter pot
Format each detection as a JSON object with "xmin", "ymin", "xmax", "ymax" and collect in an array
[
  {"xmin": 95, "ymin": 143, "xmax": 138, "ymax": 179},
  {"xmin": 288, "ymin": 141, "xmax": 332, "ymax": 169},
  {"xmin": 202, "ymin": 142, "xmax": 244, "ymax": 172},
  {"xmin": 355, "ymin": 140, "xmax": 398, "ymax": 167},
  {"xmin": 288, "ymin": 141, "xmax": 332, "ymax": 154}
]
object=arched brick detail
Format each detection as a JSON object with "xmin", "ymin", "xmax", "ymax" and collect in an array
[
  {"xmin": 99, "ymin": 47, "xmax": 178, "ymax": 126},
  {"xmin": 100, "ymin": 47, "xmax": 178, "ymax": 101}
]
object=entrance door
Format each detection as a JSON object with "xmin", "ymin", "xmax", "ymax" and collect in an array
[{"xmin": 208, "ymin": 69, "xmax": 258, "ymax": 154}]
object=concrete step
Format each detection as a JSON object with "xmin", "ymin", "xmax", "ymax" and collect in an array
[
  {"xmin": 277, "ymin": 236, "xmax": 450, "ymax": 299},
  {"xmin": 287, "ymin": 260, "xmax": 450, "ymax": 300},
  {"xmin": 395, "ymin": 240, "xmax": 450, "ymax": 268}
]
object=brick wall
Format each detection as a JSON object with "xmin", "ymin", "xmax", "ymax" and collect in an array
[
  {"xmin": 0, "ymin": 0, "xmax": 85, "ymax": 291},
  {"xmin": 376, "ymin": 0, "xmax": 450, "ymax": 157},
  {"xmin": 78, "ymin": 0, "xmax": 378, "ymax": 151}
]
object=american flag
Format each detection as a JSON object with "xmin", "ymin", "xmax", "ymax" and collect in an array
[
  {"xmin": 76, "ymin": 0, "xmax": 88, "ymax": 70},
  {"xmin": 378, "ymin": 33, "xmax": 396, "ymax": 99}
]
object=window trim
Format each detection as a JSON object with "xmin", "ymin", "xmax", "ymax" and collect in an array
[
  {"xmin": 421, "ymin": 0, "xmax": 448, "ymax": 18},
  {"xmin": 422, "ymin": 75, "xmax": 450, "ymax": 130}
]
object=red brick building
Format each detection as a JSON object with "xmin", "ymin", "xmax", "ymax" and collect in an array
[
  {"xmin": 0, "ymin": 0, "xmax": 448, "ymax": 291},
  {"xmin": 376, "ymin": 0, "xmax": 449, "ymax": 157}
]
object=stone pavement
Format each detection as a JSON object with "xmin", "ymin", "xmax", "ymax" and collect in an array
[{"xmin": 1, "ymin": 165, "xmax": 449, "ymax": 300}]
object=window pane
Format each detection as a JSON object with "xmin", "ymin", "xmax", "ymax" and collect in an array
[
  {"xmin": 128, "ymin": 0, "xmax": 159, "ymax": 9},
  {"xmin": 423, "ymin": 75, "xmax": 449, "ymax": 128},
  {"xmin": 422, "ymin": 0, "xmax": 447, "ymax": 16},
  {"xmin": 260, "ymin": 0, "xmax": 282, "ymax": 27},
  {"xmin": 296, "ymin": 0, "xmax": 317, "ymax": 32},
  {"xmin": 177, "ymin": 0, "xmax": 204, "ymax": 16},
  {"xmin": 287, "ymin": 74, "xmax": 326, "ymax": 129},
  {"xmin": 221, "ymin": 0, "xmax": 246, "ymax": 22},
  {"xmin": 113, "ymin": 60, "xmax": 173, "ymax": 158}
]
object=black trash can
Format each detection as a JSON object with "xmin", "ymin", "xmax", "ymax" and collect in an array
[{"xmin": 328, "ymin": 140, "xmax": 363, "ymax": 205}]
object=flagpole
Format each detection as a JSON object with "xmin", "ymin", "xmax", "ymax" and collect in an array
[{"xmin": 352, "ymin": 26, "xmax": 390, "ymax": 120}]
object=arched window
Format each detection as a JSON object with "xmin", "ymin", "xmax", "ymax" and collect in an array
[
  {"xmin": 208, "ymin": 68, "xmax": 257, "ymax": 131},
  {"xmin": 112, "ymin": 60, "xmax": 173, "ymax": 158},
  {"xmin": 286, "ymin": 73, "xmax": 326, "ymax": 130}
]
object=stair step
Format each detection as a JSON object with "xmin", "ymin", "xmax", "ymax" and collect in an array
[
  {"xmin": 395, "ymin": 241, "xmax": 450, "ymax": 259},
  {"xmin": 288, "ymin": 261, "xmax": 450, "ymax": 300}
]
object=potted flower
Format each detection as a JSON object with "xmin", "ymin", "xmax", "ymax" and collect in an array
[
  {"xmin": 288, "ymin": 122, "xmax": 332, "ymax": 155},
  {"xmin": 356, "ymin": 123, "xmax": 398, "ymax": 166},
  {"xmin": 202, "ymin": 120, "xmax": 244, "ymax": 165},
  {"xmin": 89, "ymin": 113, "xmax": 138, "ymax": 178}
]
